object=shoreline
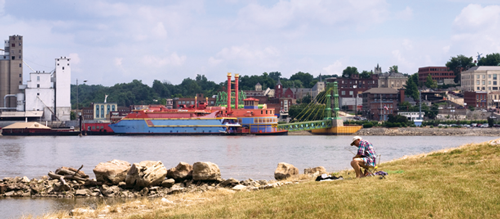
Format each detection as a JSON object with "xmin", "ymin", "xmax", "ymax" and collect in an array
[
  {"xmin": 287, "ymin": 127, "xmax": 500, "ymax": 136},
  {"xmin": 35, "ymin": 137, "xmax": 500, "ymax": 218}
]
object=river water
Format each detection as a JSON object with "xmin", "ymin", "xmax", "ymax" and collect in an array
[{"xmin": 0, "ymin": 135, "xmax": 497, "ymax": 218}]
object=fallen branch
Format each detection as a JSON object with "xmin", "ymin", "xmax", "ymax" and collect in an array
[{"xmin": 48, "ymin": 171, "xmax": 71, "ymax": 191}]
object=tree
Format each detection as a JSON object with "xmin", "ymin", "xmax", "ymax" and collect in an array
[
  {"xmin": 360, "ymin": 70, "xmax": 372, "ymax": 79},
  {"xmin": 301, "ymin": 94, "xmax": 312, "ymax": 104},
  {"xmin": 404, "ymin": 77, "xmax": 419, "ymax": 100},
  {"xmin": 425, "ymin": 74, "xmax": 437, "ymax": 89},
  {"xmin": 478, "ymin": 53, "xmax": 500, "ymax": 66},
  {"xmin": 446, "ymin": 55, "xmax": 474, "ymax": 84},
  {"xmin": 268, "ymin": 72, "xmax": 282, "ymax": 81},
  {"xmin": 342, "ymin": 66, "xmax": 359, "ymax": 78},
  {"xmin": 389, "ymin": 65, "xmax": 398, "ymax": 73},
  {"xmin": 290, "ymin": 72, "xmax": 314, "ymax": 88}
]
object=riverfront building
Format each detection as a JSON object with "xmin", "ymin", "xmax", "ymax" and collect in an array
[
  {"xmin": 460, "ymin": 66, "xmax": 500, "ymax": 92},
  {"xmin": 361, "ymin": 88, "xmax": 403, "ymax": 121},
  {"xmin": 0, "ymin": 35, "xmax": 23, "ymax": 109},
  {"xmin": 418, "ymin": 66, "xmax": 455, "ymax": 85}
]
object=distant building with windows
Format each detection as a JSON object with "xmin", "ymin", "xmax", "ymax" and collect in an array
[
  {"xmin": 361, "ymin": 88, "xmax": 403, "ymax": 121},
  {"xmin": 461, "ymin": 66, "xmax": 500, "ymax": 92},
  {"xmin": 24, "ymin": 71, "xmax": 54, "ymax": 121},
  {"xmin": 418, "ymin": 66, "xmax": 455, "ymax": 85},
  {"xmin": 0, "ymin": 35, "xmax": 23, "ymax": 109},
  {"xmin": 82, "ymin": 102, "xmax": 118, "ymax": 120},
  {"xmin": 378, "ymin": 71, "xmax": 408, "ymax": 90},
  {"xmin": 326, "ymin": 74, "xmax": 379, "ymax": 111},
  {"xmin": 464, "ymin": 91, "xmax": 488, "ymax": 109}
]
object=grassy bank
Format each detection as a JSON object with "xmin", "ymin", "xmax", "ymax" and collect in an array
[{"xmin": 35, "ymin": 139, "xmax": 500, "ymax": 219}]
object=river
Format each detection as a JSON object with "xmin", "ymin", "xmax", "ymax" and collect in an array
[{"xmin": 0, "ymin": 135, "xmax": 497, "ymax": 218}]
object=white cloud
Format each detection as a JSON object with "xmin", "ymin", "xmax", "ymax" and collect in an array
[
  {"xmin": 395, "ymin": 6, "xmax": 413, "ymax": 20},
  {"xmin": 152, "ymin": 22, "xmax": 168, "ymax": 38},
  {"xmin": 449, "ymin": 4, "xmax": 500, "ymax": 55},
  {"xmin": 209, "ymin": 45, "xmax": 281, "ymax": 67},
  {"xmin": 0, "ymin": 0, "xmax": 5, "ymax": 15},
  {"xmin": 141, "ymin": 53, "xmax": 186, "ymax": 67},
  {"xmin": 402, "ymin": 39, "xmax": 413, "ymax": 50},
  {"xmin": 234, "ymin": 0, "xmax": 389, "ymax": 31},
  {"xmin": 68, "ymin": 53, "xmax": 81, "ymax": 65},
  {"xmin": 114, "ymin": 58, "xmax": 123, "ymax": 67},
  {"xmin": 322, "ymin": 60, "xmax": 343, "ymax": 75}
]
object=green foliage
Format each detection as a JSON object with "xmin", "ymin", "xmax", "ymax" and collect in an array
[
  {"xmin": 290, "ymin": 72, "xmax": 314, "ymax": 88},
  {"xmin": 70, "ymin": 111, "xmax": 76, "ymax": 120},
  {"xmin": 360, "ymin": 70, "xmax": 372, "ymax": 79},
  {"xmin": 488, "ymin": 117, "xmax": 494, "ymax": 127},
  {"xmin": 468, "ymin": 106, "xmax": 475, "ymax": 111},
  {"xmin": 446, "ymin": 55, "xmax": 474, "ymax": 84},
  {"xmin": 342, "ymin": 66, "xmax": 359, "ymax": 78},
  {"xmin": 301, "ymin": 94, "xmax": 312, "ymax": 104},
  {"xmin": 404, "ymin": 74, "xmax": 419, "ymax": 100},
  {"xmin": 389, "ymin": 65, "xmax": 398, "ymax": 73},
  {"xmin": 478, "ymin": 53, "xmax": 500, "ymax": 66},
  {"xmin": 425, "ymin": 74, "xmax": 437, "ymax": 89}
]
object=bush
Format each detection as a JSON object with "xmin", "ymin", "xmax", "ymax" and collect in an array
[
  {"xmin": 430, "ymin": 125, "xmax": 434, "ymax": 128},
  {"xmin": 363, "ymin": 122, "xmax": 373, "ymax": 128}
]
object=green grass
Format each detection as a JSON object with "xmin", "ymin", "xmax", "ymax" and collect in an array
[{"xmin": 132, "ymin": 140, "xmax": 500, "ymax": 219}]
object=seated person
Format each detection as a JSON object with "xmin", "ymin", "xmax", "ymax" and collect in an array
[{"xmin": 350, "ymin": 136, "xmax": 377, "ymax": 178}]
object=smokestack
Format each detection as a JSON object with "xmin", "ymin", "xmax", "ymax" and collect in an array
[
  {"xmin": 227, "ymin": 73, "xmax": 232, "ymax": 113},
  {"xmin": 235, "ymin": 74, "xmax": 239, "ymax": 109}
]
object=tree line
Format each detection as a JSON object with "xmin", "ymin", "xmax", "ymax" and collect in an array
[{"xmin": 71, "ymin": 71, "xmax": 327, "ymax": 109}]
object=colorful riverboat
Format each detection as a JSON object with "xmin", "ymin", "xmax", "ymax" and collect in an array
[{"xmin": 101, "ymin": 73, "xmax": 286, "ymax": 135}]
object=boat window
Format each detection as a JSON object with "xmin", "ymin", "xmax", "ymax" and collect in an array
[
  {"xmin": 261, "ymin": 110, "xmax": 263, "ymax": 114},
  {"xmin": 92, "ymin": 126, "xmax": 95, "ymax": 130}
]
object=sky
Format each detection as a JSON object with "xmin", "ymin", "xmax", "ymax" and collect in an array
[{"xmin": 1, "ymin": 0, "xmax": 500, "ymax": 86}]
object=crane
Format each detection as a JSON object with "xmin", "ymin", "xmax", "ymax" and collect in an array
[{"xmin": 0, "ymin": 48, "xmax": 36, "ymax": 72}]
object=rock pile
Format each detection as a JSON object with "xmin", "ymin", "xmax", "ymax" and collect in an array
[{"xmin": 0, "ymin": 160, "xmax": 326, "ymax": 199}]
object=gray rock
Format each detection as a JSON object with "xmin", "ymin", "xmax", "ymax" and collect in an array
[
  {"xmin": 304, "ymin": 166, "xmax": 327, "ymax": 176},
  {"xmin": 75, "ymin": 189, "xmax": 89, "ymax": 196},
  {"xmin": 192, "ymin": 162, "xmax": 222, "ymax": 181},
  {"xmin": 125, "ymin": 161, "xmax": 167, "ymax": 188},
  {"xmin": 220, "ymin": 178, "xmax": 239, "ymax": 188},
  {"xmin": 93, "ymin": 159, "xmax": 131, "ymax": 185},
  {"xmin": 274, "ymin": 162, "xmax": 299, "ymax": 180},
  {"xmin": 161, "ymin": 179, "xmax": 175, "ymax": 188},
  {"xmin": 167, "ymin": 162, "xmax": 193, "ymax": 182},
  {"xmin": 100, "ymin": 185, "xmax": 120, "ymax": 197},
  {"xmin": 241, "ymin": 179, "xmax": 258, "ymax": 186},
  {"xmin": 0, "ymin": 183, "xmax": 7, "ymax": 194},
  {"xmin": 21, "ymin": 176, "xmax": 30, "ymax": 183},
  {"xmin": 232, "ymin": 184, "xmax": 246, "ymax": 191},
  {"xmin": 257, "ymin": 180, "xmax": 268, "ymax": 186}
]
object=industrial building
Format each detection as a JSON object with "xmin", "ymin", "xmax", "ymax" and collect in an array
[{"xmin": 0, "ymin": 35, "xmax": 72, "ymax": 122}]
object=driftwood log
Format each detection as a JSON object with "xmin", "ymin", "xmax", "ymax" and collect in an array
[
  {"xmin": 55, "ymin": 166, "xmax": 89, "ymax": 179},
  {"xmin": 48, "ymin": 171, "xmax": 71, "ymax": 191},
  {"xmin": 49, "ymin": 166, "xmax": 103, "ymax": 187}
]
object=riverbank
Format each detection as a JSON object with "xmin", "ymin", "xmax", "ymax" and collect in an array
[
  {"xmin": 287, "ymin": 127, "xmax": 500, "ymax": 136},
  {"xmin": 356, "ymin": 127, "xmax": 500, "ymax": 136},
  {"xmin": 37, "ymin": 138, "xmax": 500, "ymax": 218}
]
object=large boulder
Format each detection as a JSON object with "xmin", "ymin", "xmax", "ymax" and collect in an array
[
  {"xmin": 125, "ymin": 161, "xmax": 167, "ymax": 188},
  {"xmin": 274, "ymin": 162, "xmax": 299, "ymax": 180},
  {"xmin": 304, "ymin": 166, "xmax": 327, "ymax": 176},
  {"xmin": 192, "ymin": 162, "xmax": 222, "ymax": 181},
  {"xmin": 167, "ymin": 162, "xmax": 193, "ymax": 182},
  {"xmin": 93, "ymin": 160, "xmax": 131, "ymax": 185}
]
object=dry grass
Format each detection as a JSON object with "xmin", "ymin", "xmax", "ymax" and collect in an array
[{"xmin": 37, "ymin": 138, "xmax": 500, "ymax": 219}]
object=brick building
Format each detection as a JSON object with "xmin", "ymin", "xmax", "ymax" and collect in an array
[
  {"xmin": 361, "ymin": 88, "xmax": 403, "ymax": 121},
  {"xmin": 464, "ymin": 91, "xmax": 488, "ymax": 109},
  {"xmin": 418, "ymin": 66, "xmax": 455, "ymax": 85}
]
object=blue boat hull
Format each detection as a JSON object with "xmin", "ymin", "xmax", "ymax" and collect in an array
[{"xmin": 109, "ymin": 119, "xmax": 227, "ymax": 135}]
